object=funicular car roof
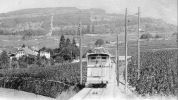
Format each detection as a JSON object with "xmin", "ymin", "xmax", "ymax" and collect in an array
[{"xmin": 86, "ymin": 47, "xmax": 111, "ymax": 56}]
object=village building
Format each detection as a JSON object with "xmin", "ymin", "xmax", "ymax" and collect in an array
[
  {"xmin": 39, "ymin": 47, "xmax": 51, "ymax": 59},
  {"xmin": 7, "ymin": 45, "xmax": 52, "ymax": 60},
  {"xmin": 0, "ymin": 50, "xmax": 2, "ymax": 54},
  {"xmin": 39, "ymin": 50, "xmax": 50, "ymax": 59},
  {"xmin": 15, "ymin": 49, "xmax": 25, "ymax": 59},
  {"xmin": 14, "ymin": 46, "xmax": 38, "ymax": 59}
]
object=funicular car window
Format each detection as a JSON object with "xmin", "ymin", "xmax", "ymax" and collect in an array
[
  {"xmin": 90, "ymin": 56, "xmax": 96, "ymax": 62},
  {"xmin": 101, "ymin": 56, "xmax": 107, "ymax": 62}
]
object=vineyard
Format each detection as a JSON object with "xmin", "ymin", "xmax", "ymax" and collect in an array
[
  {"xmin": 0, "ymin": 62, "xmax": 87, "ymax": 98},
  {"xmin": 127, "ymin": 49, "xmax": 178, "ymax": 96}
]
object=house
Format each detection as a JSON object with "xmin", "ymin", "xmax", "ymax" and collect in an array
[
  {"xmin": 110, "ymin": 56, "xmax": 132, "ymax": 64},
  {"xmin": 30, "ymin": 46, "xmax": 39, "ymax": 52},
  {"xmin": 15, "ymin": 49, "xmax": 25, "ymax": 59},
  {"xmin": 39, "ymin": 50, "xmax": 50, "ymax": 59},
  {"xmin": 118, "ymin": 56, "xmax": 132, "ymax": 61},
  {"xmin": 22, "ymin": 46, "xmax": 38, "ymax": 56},
  {"xmin": 0, "ymin": 50, "xmax": 2, "ymax": 54},
  {"xmin": 39, "ymin": 48, "xmax": 51, "ymax": 59},
  {"xmin": 76, "ymin": 43, "xmax": 79, "ymax": 47},
  {"xmin": 15, "ymin": 46, "xmax": 38, "ymax": 59}
]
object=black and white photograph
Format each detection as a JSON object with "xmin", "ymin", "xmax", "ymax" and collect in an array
[{"xmin": 0, "ymin": 0, "xmax": 177, "ymax": 100}]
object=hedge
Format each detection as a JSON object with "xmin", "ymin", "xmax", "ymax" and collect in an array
[{"xmin": 0, "ymin": 62, "xmax": 87, "ymax": 98}]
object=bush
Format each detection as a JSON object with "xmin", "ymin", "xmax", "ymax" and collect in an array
[
  {"xmin": 95, "ymin": 39, "xmax": 105, "ymax": 47},
  {"xmin": 140, "ymin": 33, "xmax": 153, "ymax": 39},
  {"xmin": 0, "ymin": 62, "xmax": 87, "ymax": 98},
  {"xmin": 0, "ymin": 77, "xmax": 69, "ymax": 98},
  {"xmin": 126, "ymin": 49, "xmax": 178, "ymax": 96},
  {"xmin": 0, "ymin": 51, "xmax": 10, "ymax": 69},
  {"xmin": 155, "ymin": 34, "xmax": 162, "ymax": 39},
  {"xmin": 0, "ymin": 62, "xmax": 87, "ymax": 84},
  {"xmin": 172, "ymin": 32, "xmax": 177, "ymax": 36}
]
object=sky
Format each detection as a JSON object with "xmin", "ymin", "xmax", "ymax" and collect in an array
[{"xmin": 0, "ymin": 0, "xmax": 177, "ymax": 25}]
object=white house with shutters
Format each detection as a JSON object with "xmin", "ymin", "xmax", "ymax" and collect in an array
[{"xmin": 15, "ymin": 46, "xmax": 38, "ymax": 59}]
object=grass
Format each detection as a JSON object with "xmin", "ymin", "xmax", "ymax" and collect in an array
[
  {"xmin": 0, "ymin": 33, "xmax": 176, "ymax": 53},
  {"xmin": 57, "ymin": 86, "xmax": 77, "ymax": 100},
  {"xmin": 0, "ymin": 33, "xmax": 176, "ymax": 58}
]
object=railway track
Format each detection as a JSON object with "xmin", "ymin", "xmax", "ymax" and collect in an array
[
  {"xmin": 70, "ymin": 62, "xmax": 117, "ymax": 100},
  {"xmin": 81, "ymin": 88, "xmax": 105, "ymax": 100},
  {"xmin": 70, "ymin": 86, "xmax": 113, "ymax": 100}
]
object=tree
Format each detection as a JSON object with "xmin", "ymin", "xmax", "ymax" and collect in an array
[
  {"xmin": 0, "ymin": 51, "xmax": 10, "ymax": 69},
  {"xmin": 11, "ymin": 58, "xmax": 19, "ymax": 69},
  {"xmin": 22, "ymin": 30, "xmax": 33, "ymax": 40},
  {"xmin": 155, "ymin": 34, "xmax": 162, "ymax": 39},
  {"xmin": 87, "ymin": 24, "xmax": 90, "ymax": 33},
  {"xmin": 71, "ymin": 38, "xmax": 79, "ymax": 59},
  {"xmin": 95, "ymin": 39, "xmax": 105, "ymax": 47},
  {"xmin": 35, "ymin": 55, "xmax": 48, "ymax": 67},
  {"xmin": 140, "ymin": 33, "xmax": 153, "ymax": 40},
  {"xmin": 53, "ymin": 37, "xmax": 80, "ymax": 63},
  {"xmin": 54, "ymin": 56, "xmax": 64, "ymax": 63},
  {"xmin": 61, "ymin": 47, "xmax": 72, "ymax": 61},
  {"xmin": 72, "ymin": 47, "xmax": 79, "ymax": 59},
  {"xmin": 92, "ymin": 24, "xmax": 95, "ymax": 34},
  {"xmin": 172, "ymin": 32, "xmax": 178, "ymax": 36},
  {"xmin": 50, "ymin": 57, "xmax": 55, "ymax": 65},
  {"xmin": 18, "ymin": 55, "xmax": 28, "ymax": 68},
  {"xmin": 72, "ymin": 38, "xmax": 77, "ymax": 47},
  {"xmin": 66, "ymin": 38, "xmax": 71, "ymax": 47},
  {"xmin": 26, "ymin": 55, "xmax": 36, "ymax": 65},
  {"xmin": 59, "ymin": 34, "xmax": 65, "ymax": 48},
  {"xmin": 22, "ymin": 44, "xmax": 26, "ymax": 48}
]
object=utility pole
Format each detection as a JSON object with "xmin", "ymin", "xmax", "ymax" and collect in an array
[
  {"xmin": 125, "ymin": 8, "xmax": 128, "ymax": 93},
  {"xmin": 177, "ymin": 0, "xmax": 178, "ymax": 95},
  {"xmin": 116, "ymin": 34, "xmax": 119, "ymax": 86},
  {"xmin": 137, "ymin": 7, "xmax": 140, "ymax": 79},
  {"xmin": 79, "ymin": 21, "xmax": 83, "ymax": 85},
  {"xmin": 177, "ymin": 15, "xmax": 178, "ymax": 95}
]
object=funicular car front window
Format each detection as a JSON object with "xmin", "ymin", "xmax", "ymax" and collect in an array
[
  {"xmin": 90, "ymin": 56, "xmax": 96, "ymax": 62},
  {"xmin": 101, "ymin": 56, "xmax": 107, "ymax": 62}
]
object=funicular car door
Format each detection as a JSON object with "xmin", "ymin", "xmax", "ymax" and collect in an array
[
  {"xmin": 87, "ymin": 55, "xmax": 102, "ymax": 77},
  {"xmin": 91, "ymin": 56, "xmax": 103, "ymax": 77},
  {"xmin": 101, "ymin": 55, "xmax": 110, "ymax": 81}
]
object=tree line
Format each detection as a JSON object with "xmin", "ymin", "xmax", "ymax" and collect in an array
[
  {"xmin": 53, "ymin": 34, "xmax": 79, "ymax": 63},
  {"xmin": 0, "ymin": 34, "xmax": 80, "ymax": 69}
]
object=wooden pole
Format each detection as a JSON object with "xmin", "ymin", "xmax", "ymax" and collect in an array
[
  {"xmin": 137, "ymin": 7, "xmax": 140, "ymax": 79},
  {"xmin": 79, "ymin": 22, "xmax": 83, "ymax": 85},
  {"xmin": 125, "ymin": 8, "xmax": 128, "ymax": 93},
  {"xmin": 177, "ymin": 0, "xmax": 178, "ymax": 93},
  {"xmin": 117, "ymin": 34, "xmax": 119, "ymax": 86}
]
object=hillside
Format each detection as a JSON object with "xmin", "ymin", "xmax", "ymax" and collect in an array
[{"xmin": 0, "ymin": 7, "xmax": 176, "ymax": 35}]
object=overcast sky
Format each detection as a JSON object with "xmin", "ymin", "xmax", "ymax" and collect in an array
[{"xmin": 0, "ymin": 0, "xmax": 177, "ymax": 25}]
